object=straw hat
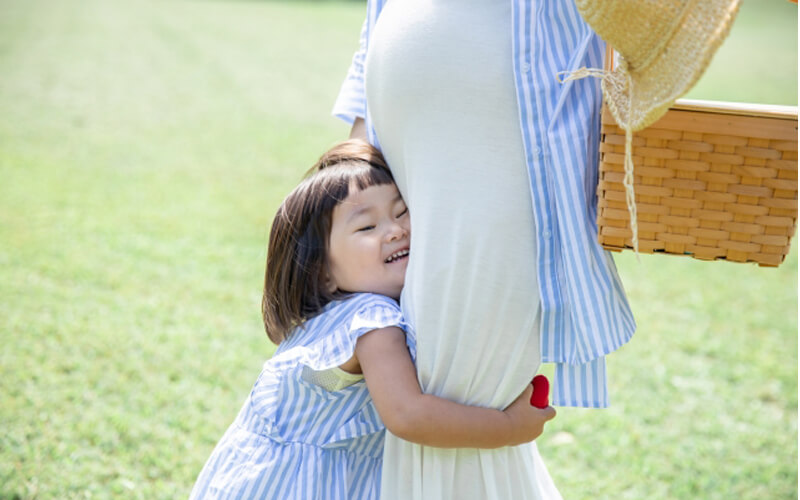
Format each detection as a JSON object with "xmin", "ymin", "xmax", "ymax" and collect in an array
[{"xmin": 576, "ymin": 0, "xmax": 742, "ymax": 132}]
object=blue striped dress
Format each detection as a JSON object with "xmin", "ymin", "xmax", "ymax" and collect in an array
[{"xmin": 189, "ymin": 294, "xmax": 409, "ymax": 500}]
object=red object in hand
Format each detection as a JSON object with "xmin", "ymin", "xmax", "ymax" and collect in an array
[{"xmin": 529, "ymin": 375, "xmax": 550, "ymax": 408}]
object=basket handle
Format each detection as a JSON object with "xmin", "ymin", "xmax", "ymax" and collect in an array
[{"xmin": 604, "ymin": 44, "xmax": 615, "ymax": 72}]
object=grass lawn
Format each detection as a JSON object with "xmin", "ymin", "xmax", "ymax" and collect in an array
[{"xmin": 0, "ymin": 0, "xmax": 796, "ymax": 498}]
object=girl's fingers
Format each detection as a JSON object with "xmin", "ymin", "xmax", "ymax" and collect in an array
[{"xmin": 539, "ymin": 406, "xmax": 557, "ymax": 421}]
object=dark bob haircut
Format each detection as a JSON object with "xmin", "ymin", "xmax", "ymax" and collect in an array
[{"xmin": 262, "ymin": 139, "xmax": 395, "ymax": 344}]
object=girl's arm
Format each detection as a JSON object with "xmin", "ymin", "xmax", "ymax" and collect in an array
[{"xmin": 353, "ymin": 326, "xmax": 556, "ymax": 448}]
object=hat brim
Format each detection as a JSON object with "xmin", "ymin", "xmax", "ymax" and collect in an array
[{"xmin": 603, "ymin": 0, "xmax": 742, "ymax": 132}]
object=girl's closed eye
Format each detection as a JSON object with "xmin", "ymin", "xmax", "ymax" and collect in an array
[
  {"xmin": 395, "ymin": 207, "xmax": 408, "ymax": 218},
  {"xmin": 357, "ymin": 225, "xmax": 376, "ymax": 232}
]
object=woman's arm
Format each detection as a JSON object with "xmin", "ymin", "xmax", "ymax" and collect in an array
[
  {"xmin": 354, "ymin": 327, "xmax": 556, "ymax": 448},
  {"xmin": 349, "ymin": 117, "xmax": 367, "ymax": 139}
]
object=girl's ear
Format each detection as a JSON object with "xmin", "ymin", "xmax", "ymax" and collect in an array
[{"xmin": 324, "ymin": 267, "xmax": 338, "ymax": 294}]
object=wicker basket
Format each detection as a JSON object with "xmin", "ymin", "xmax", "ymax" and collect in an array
[{"xmin": 597, "ymin": 97, "xmax": 798, "ymax": 267}]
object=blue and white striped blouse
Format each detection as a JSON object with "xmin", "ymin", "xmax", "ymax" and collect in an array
[
  {"xmin": 333, "ymin": 0, "xmax": 636, "ymax": 408},
  {"xmin": 189, "ymin": 294, "xmax": 409, "ymax": 499}
]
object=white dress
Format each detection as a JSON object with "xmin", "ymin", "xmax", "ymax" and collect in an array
[{"xmin": 365, "ymin": 0, "xmax": 562, "ymax": 497}]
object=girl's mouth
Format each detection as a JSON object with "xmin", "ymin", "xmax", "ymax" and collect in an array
[{"xmin": 385, "ymin": 249, "xmax": 410, "ymax": 263}]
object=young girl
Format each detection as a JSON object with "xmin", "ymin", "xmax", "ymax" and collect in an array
[{"xmin": 189, "ymin": 140, "xmax": 556, "ymax": 499}]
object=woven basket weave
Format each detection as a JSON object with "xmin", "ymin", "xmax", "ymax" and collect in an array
[{"xmin": 597, "ymin": 100, "xmax": 798, "ymax": 267}]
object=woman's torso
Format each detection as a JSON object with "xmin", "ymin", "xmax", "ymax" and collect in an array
[
  {"xmin": 366, "ymin": 0, "xmax": 542, "ymax": 408},
  {"xmin": 364, "ymin": 1, "xmax": 563, "ymax": 497}
]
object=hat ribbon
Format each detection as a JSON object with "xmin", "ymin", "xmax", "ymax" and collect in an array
[{"xmin": 557, "ymin": 67, "xmax": 640, "ymax": 257}]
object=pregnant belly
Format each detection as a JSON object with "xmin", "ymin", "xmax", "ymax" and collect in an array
[{"xmin": 366, "ymin": 0, "xmax": 542, "ymax": 407}]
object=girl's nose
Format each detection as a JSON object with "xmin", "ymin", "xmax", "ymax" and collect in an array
[{"xmin": 386, "ymin": 220, "xmax": 409, "ymax": 241}]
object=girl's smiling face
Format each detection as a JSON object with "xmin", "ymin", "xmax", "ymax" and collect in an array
[{"xmin": 327, "ymin": 183, "xmax": 410, "ymax": 300}]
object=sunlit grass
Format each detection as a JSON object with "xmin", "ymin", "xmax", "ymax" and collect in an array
[{"xmin": 686, "ymin": 0, "xmax": 797, "ymax": 104}]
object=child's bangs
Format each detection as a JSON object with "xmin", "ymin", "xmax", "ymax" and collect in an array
[
  {"xmin": 347, "ymin": 162, "xmax": 395, "ymax": 192},
  {"xmin": 321, "ymin": 162, "xmax": 395, "ymax": 202}
]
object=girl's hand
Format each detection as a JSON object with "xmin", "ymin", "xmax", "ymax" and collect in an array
[{"xmin": 503, "ymin": 385, "xmax": 557, "ymax": 446}]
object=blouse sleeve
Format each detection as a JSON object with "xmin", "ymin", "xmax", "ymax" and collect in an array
[
  {"xmin": 332, "ymin": 0, "xmax": 387, "ymax": 125},
  {"xmin": 348, "ymin": 294, "xmax": 416, "ymax": 361},
  {"xmin": 332, "ymin": 15, "xmax": 369, "ymax": 125},
  {"xmin": 347, "ymin": 294, "xmax": 407, "ymax": 340},
  {"xmin": 295, "ymin": 294, "xmax": 408, "ymax": 373}
]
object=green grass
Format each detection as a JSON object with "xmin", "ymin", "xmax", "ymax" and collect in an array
[
  {"xmin": 0, "ymin": 0, "xmax": 796, "ymax": 498},
  {"xmin": 685, "ymin": 0, "xmax": 798, "ymax": 104}
]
